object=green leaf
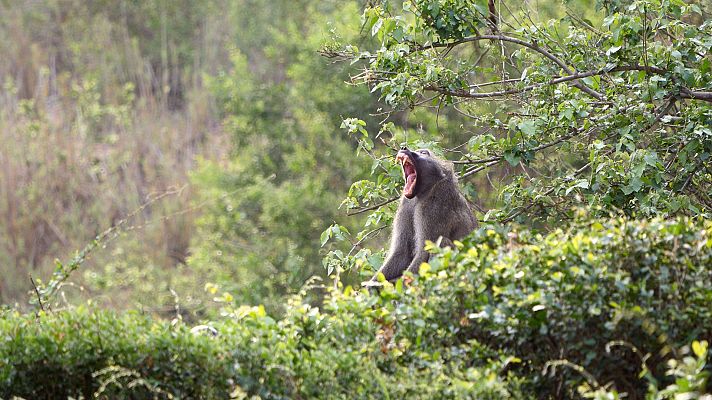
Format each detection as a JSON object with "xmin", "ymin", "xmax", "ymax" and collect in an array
[
  {"xmin": 320, "ymin": 228, "xmax": 331, "ymax": 247},
  {"xmin": 606, "ymin": 45, "xmax": 622, "ymax": 55},
  {"xmin": 382, "ymin": 19, "xmax": 396, "ymax": 36},
  {"xmin": 517, "ymin": 120, "xmax": 537, "ymax": 137},
  {"xmin": 622, "ymin": 177, "xmax": 643, "ymax": 195},
  {"xmin": 560, "ymin": 108, "xmax": 574, "ymax": 121},
  {"xmin": 503, "ymin": 150, "xmax": 521, "ymax": 166},
  {"xmin": 565, "ymin": 179, "xmax": 590, "ymax": 195},
  {"xmin": 371, "ymin": 18, "xmax": 383, "ymax": 37},
  {"xmin": 395, "ymin": 278, "xmax": 403, "ymax": 293},
  {"xmin": 643, "ymin": 152, "xmax": 659, "ymax": 167}
]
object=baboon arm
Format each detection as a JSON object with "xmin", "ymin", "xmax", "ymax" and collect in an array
[
  {"xmin": 370, "ymin": 199, "xmax": 414, "ymax": 282},
  {"xmin": 438, "ymin": 236, "xmax": 454, "ymax": 248},
  {"xmin": 405, "ymin": 248, "xmax": 428, "ymax": 275},
  {"xmin": 376, "ymin": 241, "xmax": 412, "ymax": 282},
  {"xmin": 405, "ymin": 228, "xmax": 449, "ymax": 275}
]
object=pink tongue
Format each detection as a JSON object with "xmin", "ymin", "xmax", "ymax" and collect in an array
[{"xmin": 404, "ymin": 173, "xmax": 416, "ymax": 195}]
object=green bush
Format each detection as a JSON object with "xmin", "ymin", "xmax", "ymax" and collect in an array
[
  {"xmin": 0, "ymin": 307, "xmax": 234, "ymax": 399},
  {"xmin": 2, "ymin": 216, "xmax": 710, "ymax": 399},
  {"xmin": 384, "ymin": 215, "xmax": 712, "ymax": 397},
  {"xmin": 0, "ymin": 305, "xmax": 522, "ymax": 399}
]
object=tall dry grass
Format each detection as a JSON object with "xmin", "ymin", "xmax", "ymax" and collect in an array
[{"xmin": 0, "ymin": 0, "xmax": 229, "ymax": 307}]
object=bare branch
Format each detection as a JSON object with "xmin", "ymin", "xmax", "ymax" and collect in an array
[
  {"xmin": 347, "ymin": 226, "xmax": 387, "ymax": 257},
  {"xmin": 347, "ymin": 196, "xmax": 399, "ymax": 216},
  {"xmin": 457, "ymin": 128, "xmax": 585, "ymax": 178},
  {"xmin": 487, "ymin": 0, "xmax": 498, "ymax": 32},
  {"xmin": 680, "ymin": 88, "xmax": 712, "ymax": 103},
  {"xmin": 461, "ymin": 159, "xmax": 503, "ymax": 178},
  {"xmin": 30, "ymin": 275, "xmax": 46, "ymax": 315}
]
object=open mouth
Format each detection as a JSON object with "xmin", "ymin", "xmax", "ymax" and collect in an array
[{"xmin": 396, "ymin": 152, "xmax": 417, "ymax": 198}]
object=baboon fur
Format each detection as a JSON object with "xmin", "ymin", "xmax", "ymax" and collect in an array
[{"xmin": 368, "ymin": 148, "xmax": 477, "ymax": 283}]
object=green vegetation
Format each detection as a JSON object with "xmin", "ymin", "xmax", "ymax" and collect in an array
[
  {"xmin": 0, "ymin": 0, "xmax": 375, "ymax": 314},
  {"xmin": 187, "ymin": 2, "xmax": 376, "ymax": 311},
  {"xmin": 2, "ymin": 218, "xmax": 710, "ymax": 398},
  {"xmin": 1, "ymin": 0, "xmax": 710, "ymax": 398},
  {"xmin": 331, "ymin": 0, "xmax": 711, "ymax": 229}
]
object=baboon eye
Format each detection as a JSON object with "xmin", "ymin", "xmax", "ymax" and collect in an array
[{"xmin": 419, "ymin": 150, "xmax": 429, "ymax": 155}]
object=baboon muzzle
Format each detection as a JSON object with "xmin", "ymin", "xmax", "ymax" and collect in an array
[{"xmin": 396, "ymin": 150, "xmax": 418, "ymax": 199}]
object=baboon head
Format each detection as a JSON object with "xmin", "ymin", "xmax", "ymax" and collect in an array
[{"xmin": 395, "ymin": 148, "xmax": 454, "ymax": 199}]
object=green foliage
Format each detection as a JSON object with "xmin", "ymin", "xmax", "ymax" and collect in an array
[
  {"xmin": 0, "ymin": 307, "xmax": 234, "ymax": 399},
  {"xmin": 581, "ymin": 340, "xmax": 710, "ymax": 399},
  {"xmin": 2, "ymin": 1, "xmax": 712, "ymax": 399},
  {"xmin": 2, "ymin": 217, "xmax": 711, "ymax": 398},
  {"xmin": 334, "ymin": 0, "xmax": 711, "ymax": 231},
  {"xmin": 186, "ymin": 1, "xmax": 379, "ymax": 312},
  {"xmin": 404, "ymin": 215, "xmax": 712, "ymax": 396},
  {"xmin": 0, "ymin": 0, "xmax": 380, "ymax": 315},
  {"xmin": 0, "ymin": 298, "xmax": 523, "ymax": 399}
]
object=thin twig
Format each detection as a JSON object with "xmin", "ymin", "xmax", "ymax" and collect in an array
[
  {"xmin": 416, "ymin": 34, "xmax": 604, "ymax": 99},
  {"xmin": 30, "ymin": 275, "xmax": 46, "ymax": 315},
  {"xmin": 428, "ymin": 65, "xmax": 666, "ymax": 100},
  {"xmin": 460, "ymin": 159, "xmax": 502, "ymax": 178},
  {"xmin": 646, "ymin": 97, "xmax": 677, "ymax": 133},
  {"xmin": 36, "ymin": 185, "xmax": 188, "ymax": 304},
  {"xmin": 680, "ymin": 163, "xmax": 701, "ymax": 193},
  {"xmin": 347, "ymin": 196, "xmax": 399, "ymax": 216},
  {"xmin": 501, "ymin": 159, "xmax": 595, "ymax": 223},
  {"xmin": 565, "ymin": 10, "xmax": 605, "ymax": 36},
  {"xmin": 457, "ymin": 128, "xmax": 584, "ymax": 177},
  {"xmin": 470, "ymin": 78, "xmax": 522, "ymax": 89},
  {"xmin": 347, "ymin": 226, "xmax": 387, "ymax": 257}
]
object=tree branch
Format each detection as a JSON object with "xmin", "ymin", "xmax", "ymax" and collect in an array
[
  {"xmin": 420, "ymin": 34, "xmax": 604, "ymax": 99},
  {"xmin": 487, "ymin": 0, "xmax": 498, "ymax": 32},
  {"xmin": 458, "ymin": 128, "xmax": 585, "ymax": 178},
  {"xmin": 680, "ymin": 88, "xmax": 712, "ymax": 103},
  {"xmin": 347, "ymin": 196, "xmax": 399, "ymax": 216},
  {"xmin": 427, "ymin": 65, "xmax": 671, "ymax": 100},
  {"xmin": 30, "ymin": 275, "xmax": 46, "ymax": 315}
]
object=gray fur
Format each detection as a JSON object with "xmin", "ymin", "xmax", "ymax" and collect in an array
[{"xmin": 368, "ymin": 149, "xmax": 477, "ymax": 283}]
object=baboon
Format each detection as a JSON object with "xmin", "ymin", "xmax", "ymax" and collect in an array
[{"xmin": 364, "ymin": 148, "xmax": 477, "ymax": 285}]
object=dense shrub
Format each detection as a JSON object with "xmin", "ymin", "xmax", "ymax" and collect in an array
[
  {"xmin": 0, "ymin": 308, "xmax": 233, "ymax": 399},
  {"xmin": 384, "ymin": 215, "xmax": 712, "ymax": 397},
  {"xmin": 1, "ymin": 217, "xmax": 710, "ymax": 399},
  {"xmin": 0, "ymin": 306, "xmax": 522, "ymax": 399}
]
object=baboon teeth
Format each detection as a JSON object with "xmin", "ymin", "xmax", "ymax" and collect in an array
[{"xmin": 395, "ymin": 153, "xmax": 408, "ymax": 166}]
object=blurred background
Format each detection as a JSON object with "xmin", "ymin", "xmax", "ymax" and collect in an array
[
  {"xmin": 0, "ymin": 0, "xmax": 599, "ymax": 319},
  {"xmin": 0, "ymin": 0, "xmax": 376, "ymax": 316}
]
